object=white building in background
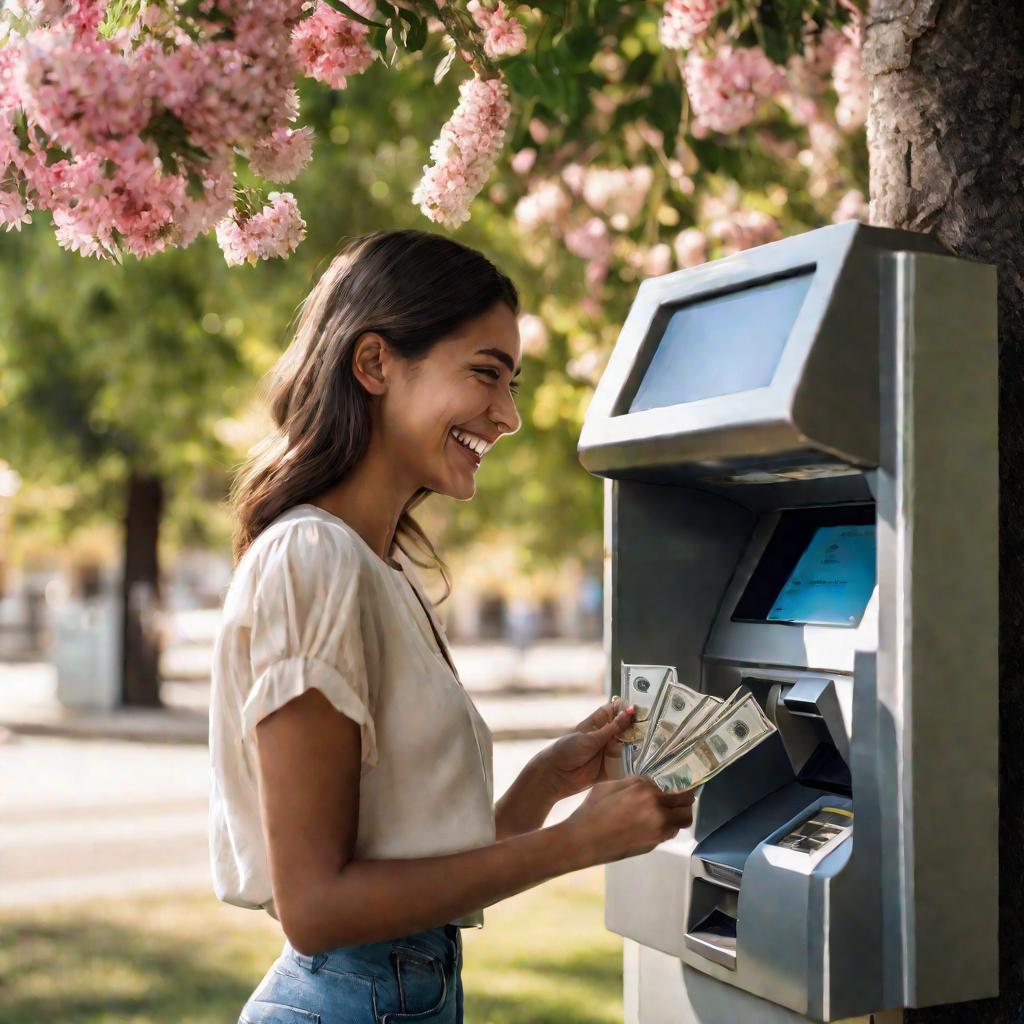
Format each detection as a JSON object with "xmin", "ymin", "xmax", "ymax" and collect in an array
[{"xmin": 442, "ymin": 542, "xmax": 602, "ymax": 645}]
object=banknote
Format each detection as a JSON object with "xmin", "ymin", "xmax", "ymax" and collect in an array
[
  {"xmin": 640, "ymin": 693, "xmax": 721, "ymax": 774},
  {"xmin": 619, "ymin": 663, "xmax": 675, "ymax": 745},
  {"xmin": 639, "ymin": 683, "xmax": 746, "ymax": 775},
  {"xmin": 637, "ymin": 686, "xmax": 717, "ymax": 772},
  {"xmin": 650, "ymin": 693, "xmax": 775, "ymax": 793}
]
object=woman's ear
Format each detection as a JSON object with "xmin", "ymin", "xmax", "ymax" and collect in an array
[{"xmin": 351, "ymin": 332, "xmax": 389, "ymax": 396}]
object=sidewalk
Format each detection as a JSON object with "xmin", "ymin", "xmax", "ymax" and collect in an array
[{"xmin": 0, "ymin": 641, "xmax": 607, "ymax": 746}]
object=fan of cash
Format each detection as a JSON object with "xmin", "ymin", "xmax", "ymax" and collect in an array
[{"xmin": 617, "ymin": 663, "xmax": 777, "ymax": 793}]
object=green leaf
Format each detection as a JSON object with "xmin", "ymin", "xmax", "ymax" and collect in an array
[
  {"xmin": 185, "ymin": 169, "xmax": 205, "ymax": 200},
  {"xmin": 319, "ymin": 0, "xmax": 387, "ymax": 28},
  {"xmin": 370, "ymin": 22, "xmax": 389, "ymax": 56},
  {"xmin": 388, "ymin": 8, "xmax": 406, "ymax": 48},
  {"xmin": 623, "ymin": 50, "xmax": 657, "ymax": 86},
  {"xmin": 12, "ymin": 112, "xmax": 30, "ymax": 154},
  {"xmin": 403, "ymin": 10, "xmax": 428, "ymax": 52},
  {"xmin": 648, "ymin": 80, "xmax": 684, "ymax": 143}
]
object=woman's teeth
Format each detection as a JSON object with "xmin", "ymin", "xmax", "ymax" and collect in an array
[{"xmin": 451, "ymin": 427, "xmax": 492, "ymax": 457}]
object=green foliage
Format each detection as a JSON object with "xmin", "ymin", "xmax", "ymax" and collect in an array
[{"xmin": 0, "ymin": 0, "xmax": 868, "ymax": 571}]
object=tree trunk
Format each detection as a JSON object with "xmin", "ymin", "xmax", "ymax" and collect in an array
[
  {"xmin": 865, "ymin": 1, "xmax": 1024, "ymax": 1019},
  {"xmin": 121, "ymin": 470, "xmax": 164, "ymax": 708}
]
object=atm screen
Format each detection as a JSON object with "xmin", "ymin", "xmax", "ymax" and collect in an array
[
  {"xmin": 625, "ymin": 270, "xmax": 814, "ymax": 414},
  {"xmin": 732, "ymin": 506, "xmax": 877, "ymax": 628}
]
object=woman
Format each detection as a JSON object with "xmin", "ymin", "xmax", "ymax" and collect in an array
[{"xmin": 208, "ymin": 229, "xmax": 695, "ymax": 1024}]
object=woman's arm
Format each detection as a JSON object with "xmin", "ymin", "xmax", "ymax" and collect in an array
[
  {"xmin": 493, "ymin": 748, "xmax": 565, "ymax": 839},
  {"xmin": 494, "ymin": 699, "xmax": 636, "ymax": 840},
  {"xmin": 255, "ymin": 687, "xmax": 589, "ymax": 955}
]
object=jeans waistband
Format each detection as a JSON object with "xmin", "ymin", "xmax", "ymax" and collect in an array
[{"xmin": 285, "ymin": 922, "xmax": 459, "ymax": 967}]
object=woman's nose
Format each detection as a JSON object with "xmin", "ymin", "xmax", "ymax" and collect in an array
[{"xmin": 492, "ymin": 387, "xmax": 521, "ymax": 436}]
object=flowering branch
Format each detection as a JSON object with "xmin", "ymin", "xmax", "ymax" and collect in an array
[{"xmin": 0, "ymin": 0, "xmax": 865, "ymax": 266}]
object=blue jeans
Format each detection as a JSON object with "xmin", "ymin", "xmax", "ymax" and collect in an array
[{"xmin": 239, "ymin": 924, "xmax": 463, "ymax": 1024}]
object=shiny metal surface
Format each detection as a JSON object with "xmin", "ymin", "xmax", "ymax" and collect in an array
[{"xmin": 582, "ymin": 224, "xmax": 998, "ymax": 1023}]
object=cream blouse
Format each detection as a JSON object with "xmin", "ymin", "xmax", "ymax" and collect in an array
[{"xmin": 208, "ymin": 503, "xmax": 495, "ymax": 928}]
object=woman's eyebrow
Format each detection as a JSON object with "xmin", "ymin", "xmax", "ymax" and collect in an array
[{"xmin": 475, "ymin": 347, "xmax": 521, "ymax": 377}]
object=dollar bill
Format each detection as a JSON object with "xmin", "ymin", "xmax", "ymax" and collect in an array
[
  {"xmin": 651, "ymin": 692, "xmax": 775, "ymax": 793},
  {"xmin": 643, "ymin": 692, "xmax": 724, "ymax": 770},
  {"xmin": 619, "ymin": 663, "xmax": 675, "ymax": 745},
  {"xmin": 641, "ymin": 690, "xmax": 731, "ymax": 774},
  {"xmin": 637, "ymin": 685, "xmax": 715, "ymax": 772}
]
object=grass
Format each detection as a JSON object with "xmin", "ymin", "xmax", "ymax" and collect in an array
[{"xmin": 0, "ymin": 866, "xmax": 622, "ymax": 1024}]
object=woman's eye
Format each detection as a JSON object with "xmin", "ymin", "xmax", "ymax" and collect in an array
[{"xmin": 474, "ymin": 366, "xmax": 518, "ymax": 395}]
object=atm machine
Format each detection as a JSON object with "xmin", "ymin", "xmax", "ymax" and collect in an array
[{"xmin": 577, "ymin": 222, "xmax": 998, "ymax": 1023}]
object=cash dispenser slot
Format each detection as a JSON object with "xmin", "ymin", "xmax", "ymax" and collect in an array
[
  {"xmin": 687, "ymin": 876, "xmax": 739, "ymax": 969},
  {"xmin": 686, "ymin": 783, "xmax": 822, "ymax": 971},
  {"xmin": 765, "ymin": 677, "xmax": 853, "ymax": 797}
]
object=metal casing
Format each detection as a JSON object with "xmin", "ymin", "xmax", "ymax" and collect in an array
[
  {"xmin": 579, "ymin": 221, "xmax": 946, "ymax": 485},
  {"xmin": 581, "ymin": 223, "xmax": 998, "ymax": 1022}
]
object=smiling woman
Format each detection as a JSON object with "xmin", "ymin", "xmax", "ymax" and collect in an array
[{"xmin": 208, "ymin": 228, "xmax": 693, "ymax": 1024}]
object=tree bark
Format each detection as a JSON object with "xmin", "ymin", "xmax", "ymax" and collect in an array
[
  {"xmin": 121, "ymin": 470, "xmax": 164, "ymax": 708},
  {"xmin": 866, "ymin": 1, "xmax": 1024, "ymax": 1019}
]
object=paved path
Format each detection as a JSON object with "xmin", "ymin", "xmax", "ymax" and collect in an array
[{"xmin": 0, "ymin": 734, "xmax": 586, "ymax": 911}]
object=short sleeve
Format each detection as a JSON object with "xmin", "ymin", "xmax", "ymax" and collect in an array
[{"xmin": 241, "ymin": 520, "xmax": 378, "ymax": 772}]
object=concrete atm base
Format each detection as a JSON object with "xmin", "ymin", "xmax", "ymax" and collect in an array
[{"xmin": 623, "ymin": 940, "xmax": 905, "ymax": 1024}]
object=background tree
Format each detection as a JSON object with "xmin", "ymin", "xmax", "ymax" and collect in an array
[
  {"xmin": 0, "ymin": 2, "xmax": 867, "ymax": 703},
  {"xmin": 865, "ymin": 5, "xmax": 1024, "ymax": 1021}
]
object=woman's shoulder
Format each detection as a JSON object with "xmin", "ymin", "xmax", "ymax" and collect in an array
[{"xmin": 228, "ymin": 504, "xmax": 373, "ymax": 595}]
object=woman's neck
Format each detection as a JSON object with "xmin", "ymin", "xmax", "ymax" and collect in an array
[{"xmin": 312, "ymin": 445, "xmax": 414, "ymax": 562}]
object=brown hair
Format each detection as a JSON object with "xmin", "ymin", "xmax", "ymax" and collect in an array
[{"xmin": 228, "ymin": 229, "xmax": 520, "ymax": 599}]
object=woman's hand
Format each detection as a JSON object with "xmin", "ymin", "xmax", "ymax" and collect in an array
[
  {"xmin": 541, "ymin": 698, "xmax": 636, "ymax": 801},
  {"xmin": 560, "ymin": 775, "xmax": 696, "ymax": 869}
]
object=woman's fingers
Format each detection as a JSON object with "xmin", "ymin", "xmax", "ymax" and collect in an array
[
  {"xmin": 657, "ymin": 788, "xmax": 697, "ymax": 807},
  {"xmin": 576, "ymin": 699, "xmax": 633, "ymax": 734}
]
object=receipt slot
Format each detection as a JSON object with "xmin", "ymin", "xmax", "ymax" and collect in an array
[{"xmin": 578, "ymin": 222, "xmax": 998, "ymax": 1023}]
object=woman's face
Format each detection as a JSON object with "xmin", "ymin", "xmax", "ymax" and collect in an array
[{"xmin": 377, "ymin": 301, "xmax": 522, "ymax": 500}]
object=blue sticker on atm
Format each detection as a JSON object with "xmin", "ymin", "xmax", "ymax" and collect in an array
[{"xmin": 767, "ymin": 525, "xmax": 876, "ymax": 626}]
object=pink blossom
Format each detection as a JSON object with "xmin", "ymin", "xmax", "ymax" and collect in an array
[
  {"xmin": 527, "ymin": 117, "xmax": 549, "ymax": 144},
  {"xmin": 708, "ymin": 208, "xmax": 781, "ymax": 255},
  {"xmin": 560, "ymin": 162, "xmax": 586, "ymax": 194},
  {"xmin": 832, "ymin": 188, "xmax": 868, "ymax": 224},
  {"xmin": 518, "ymin": 313, "xmax": 549, "ymax": 357},
  {"xmin": 216, "ymin": 191, "xmax": 307, "ymax": 266},
  {"xmin": 413, "ymin": 74, "xmax": 511, "ymax": 228},
  {"xmin": 45, "ymin": 142, "xmax": 235, "ymax": 259},
  {"xmin": 467, "ymin": 1, "xmax": 526, "ymax": 60},
  {"xmin": 164, "ymin": 18, "xmax": 299, "ymax": 153},
  {"xmin": 643, "ymin": 243, "xmax": 673, "ymax": 277},
  {"xmin": 247, "ymin": 125, "xmax": 314, "ymax": 183},
  {"xmin": 581, "ymin": 166, "xmax": 652, "ymax": 228},
  {"xmin": 14, "ymin": 31, "xmax": 156, "ymax": 155},
  {"xmin": 0, "ymin": 0, "xmax": 309, "ymax": 262},
  {"xmin": 291, "ymin": 0, "xmax": 375, "ymax": 90},
  {"xmin": 684, "ymin": 45, "xmax": 786, "ymax": 134},
  {"xmin": 0, "ymin": 188, "xmax": 32, "ymax": 230},
  {"xmin": 566, "ymin": 347, "xmax": 604, "ymax": 385},
  {"xmin": 659, "ymin": 0, "xmax": 725, "ymax": 51},
  {"xmin": 510, "ymin": 147, "xmax": 536, "ymax": 175},
  {"xmin": 565, "ymin": 216, "xmax": 611, "ymax": 263},
  {"xmin": 584, "ymin": 258, "xmax": 608, "ymax": 291},
  {"xmin": 673, "ymin": 226, "xmax": 706, "ymax": 268},
  {"xmin": 514, "ymin": 179, "xmax": 570, "ymax": 232},
  {"xmin": 832, "ymin": 25, "xmax": 867, "ymax": 130}
]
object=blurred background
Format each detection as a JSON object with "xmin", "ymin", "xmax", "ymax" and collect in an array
[{"xmin": 0, "ymin": 2, "xmax": 866, "ymax": 1017}]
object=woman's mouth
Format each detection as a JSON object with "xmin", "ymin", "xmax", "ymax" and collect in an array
[{"xmin": 450, "ymin": 427, "xmax": 492, "ymax": 468}]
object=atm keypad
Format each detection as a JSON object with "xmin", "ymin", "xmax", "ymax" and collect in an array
[{"xmin": 773, "ymin": 806, "xmax": 853, "ymax": 854}]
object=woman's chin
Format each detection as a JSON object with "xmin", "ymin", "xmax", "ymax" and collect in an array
[
  {"xmin": 446, "ymin": 478, "xmax": 477, "ymax": 501},
  {"xmin": 428, "ymin": 472, "xmax": 476, "ymax": 501}
]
